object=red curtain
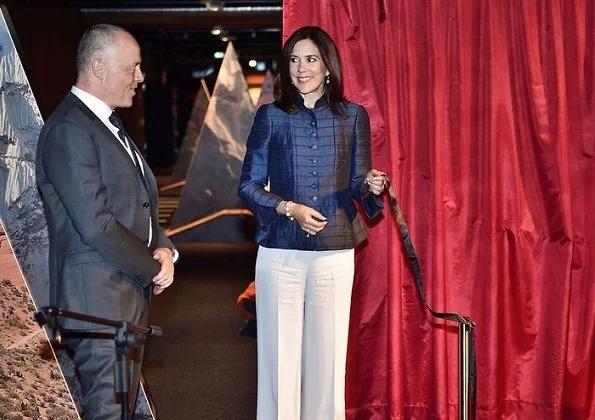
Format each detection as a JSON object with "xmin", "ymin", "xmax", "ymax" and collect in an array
[{"xmin": 283, "ymin": 0, "xmax": 594, "ymax": 418}]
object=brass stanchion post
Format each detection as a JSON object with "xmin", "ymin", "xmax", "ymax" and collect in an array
[{"xmin": 459, "ymin": 323, "xmax": 471, "ymax": 420}]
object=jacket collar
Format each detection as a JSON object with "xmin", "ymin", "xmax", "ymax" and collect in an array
[{"xmin": 292, "ymin": 88, "xmax": 329, "ymax": 111}]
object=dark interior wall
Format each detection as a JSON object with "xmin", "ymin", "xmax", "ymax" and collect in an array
[
  {"xmin": 1, "ymin": 0, "xmax": 84, "ymax": 119},
  {"xmin": 142, "ymin": 45, "xmax": 174, "ymax": 168}
]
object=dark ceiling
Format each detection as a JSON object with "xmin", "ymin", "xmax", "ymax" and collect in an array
[{"xmin": 67, "ymin": 0, "xmax": 283, "ymax": 82}]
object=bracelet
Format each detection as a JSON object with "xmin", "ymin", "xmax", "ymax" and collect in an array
[{"xmin": 284, "ymin": 201, "xmax": 295, "ymax": 221}]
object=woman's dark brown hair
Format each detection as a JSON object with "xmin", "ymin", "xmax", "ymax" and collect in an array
[{"xmin": 274, "ymin": 26, "xmax": 346, "ymax": 117}]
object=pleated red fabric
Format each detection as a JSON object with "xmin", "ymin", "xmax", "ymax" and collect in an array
[{"xmin": 283, "ymin": 0, "xmax": 594, "ymax": 418}]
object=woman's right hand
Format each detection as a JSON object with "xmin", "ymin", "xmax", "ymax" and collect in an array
[
  {"xmin": 366, "ymin": 169, "xmax": 387, "ymax": 195},
  {"xmin": 287, "ymin": 202, "xmax": 328, "ymax": 236}
]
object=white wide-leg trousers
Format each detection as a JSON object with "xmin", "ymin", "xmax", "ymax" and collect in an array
[{"xmin": 255, "ymin": 246, "xmax": 355, "ymax": 420}]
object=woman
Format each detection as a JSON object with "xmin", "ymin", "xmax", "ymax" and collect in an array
[{"xmin": 238, "ymin": 26, "xmax": 386, "ymax": 420}]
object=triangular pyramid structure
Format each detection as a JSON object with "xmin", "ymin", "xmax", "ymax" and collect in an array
[
  {"xmin": 170, "ymin": 79, "xmax": 210, "ymax": 183},
  {"xmin": 169, "ymin": 42, "xmax": 256, "ymax": 241},
  {"xmin": 255, "ymin": 69, "xmax": 275, "ymax": 108}
]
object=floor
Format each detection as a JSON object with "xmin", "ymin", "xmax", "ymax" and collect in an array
[{"xmin": 142, "ymin": 242, "xmax": 258, "ymax": 420}]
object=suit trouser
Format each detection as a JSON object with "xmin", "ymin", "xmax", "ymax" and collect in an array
[
  {"xmin": 66, "ymin": 307, "xmax": 148, "ymax": 420},
  {"xmin": 255, "ymin": 246, "xmax": 355, "ymax": 420}
]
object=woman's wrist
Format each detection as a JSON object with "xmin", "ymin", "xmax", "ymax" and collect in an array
[
  {"xmin": 277, "ymin": 200, "xmax": 295, "ymax": 221},
  {"xmin": 284, "ymin": 200, "xmax": 295, "ymax": 221}
]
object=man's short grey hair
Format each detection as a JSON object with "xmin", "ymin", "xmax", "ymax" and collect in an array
[{"xmin": 76, "ymin": 24, "xmax": 131, "ymax": 74}]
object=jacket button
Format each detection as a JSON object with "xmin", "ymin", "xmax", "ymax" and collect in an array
[
  {"xmin": 311, "ymin": 183, "xmax": 317, "ymax": 189},
  {"xmin": 312, "ymin": 171, "xmax": 317, "ymax": 176},
  {"xmin": 312, "ymin": 196, "xmax": 318, "ymax": 202},
  {"xmin": 311, "ymin": 145, "xmax": 318, "ymax": 150},
  {"xmin": 311, "ymin": 132, "xmax": 317, "ymax": 137},
  {"xmin": 143, "ymin": 202, "xmax": 150, "ymax": 208},
  {"xmin": 312, "ymin": 159, "xmax": 318, "ymax": 164},
  {"xmin": 310, "ymin": 120, "xmax": 316, "ymax": 127}
]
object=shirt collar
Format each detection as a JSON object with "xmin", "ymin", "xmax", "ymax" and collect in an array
[{"xmin": 70, "ymin": 86, "xmax": 113, "ymax": 123}]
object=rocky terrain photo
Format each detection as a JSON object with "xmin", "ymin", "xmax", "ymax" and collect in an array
[{"xmin": 0, "ymin": 222, "xmax": 79, "ymax": 419}]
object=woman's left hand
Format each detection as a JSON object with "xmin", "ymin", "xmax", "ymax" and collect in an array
[{"xmin": 366, "ymin": 169, "xmax": 387, "ymax": 195}]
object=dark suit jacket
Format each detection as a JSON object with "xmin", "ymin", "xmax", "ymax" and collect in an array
[{"xmin": 36, "ymin": 92, "xmax": 174, "ymax": 329}]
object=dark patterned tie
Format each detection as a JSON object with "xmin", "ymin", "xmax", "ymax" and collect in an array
[
  {"xmin": 108, "ymin": 111, "xmax": 158, "ymax": 248},
  {"xmin": 109, "ymin": 111, "xmax": 143, "ymax": 172}
]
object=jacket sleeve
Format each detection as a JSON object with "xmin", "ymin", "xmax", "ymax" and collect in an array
[
  {"xmin": 41, "ymin": 121, "xmax": 161, "ymax": 287},
  {"xmin": 155, "ymin": 225, "xmax": 176, "ymax": 254},
  {"xmin": 349, "ymin": 105, "xmax": 384, "ymax": 219},
  {"xmin": 238, "ymin": 106, "xmax": 283, "ymax": 227}
]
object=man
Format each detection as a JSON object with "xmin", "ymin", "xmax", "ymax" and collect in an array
[{"xmin": 36, "ymin": 24, "xmax": 176, "ymax": 419}]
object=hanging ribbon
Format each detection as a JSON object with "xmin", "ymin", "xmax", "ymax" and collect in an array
[{"xmin": 384, "ymin": 177, "xmax": 476, "ymax": 419}]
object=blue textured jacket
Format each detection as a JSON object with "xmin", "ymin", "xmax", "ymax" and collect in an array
[{"xmin": 238, "ymin": 95, "xmax": 383, "ymax": 251}]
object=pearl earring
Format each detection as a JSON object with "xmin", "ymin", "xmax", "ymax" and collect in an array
[{"xmin": 326, "ymin": 75, "xmax": 330, "ymax": 84}]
